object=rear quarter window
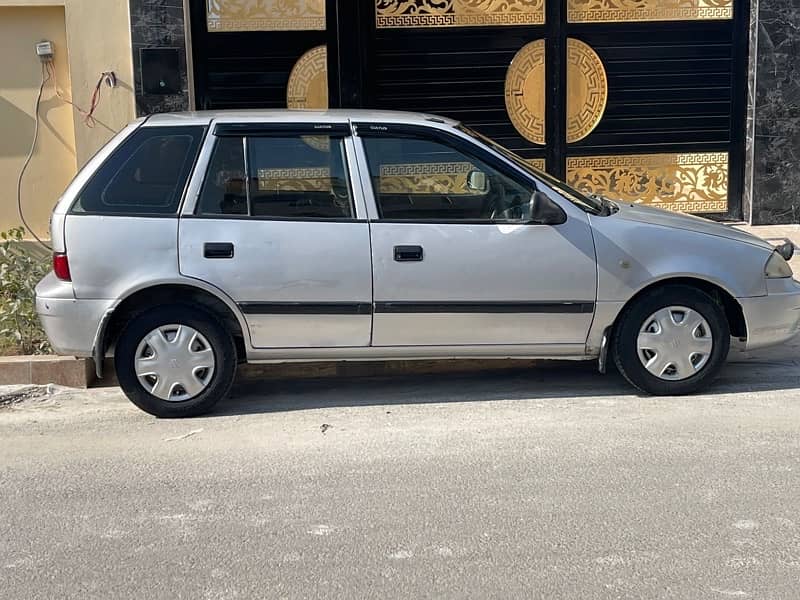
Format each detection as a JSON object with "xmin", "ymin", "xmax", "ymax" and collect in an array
[{"xmin": 71, "ymin": 125, "xmax": 205, "ymax": 215}]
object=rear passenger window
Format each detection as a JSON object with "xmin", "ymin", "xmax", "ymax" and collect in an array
[
  {"xmin": 72, "ymin": 126, "xmax": 204, "ymax": 215},
  {"xmin": 197, "ymin": 134, "xmax": 353, "ymax": 219},
  {"xmin": 196, "ymin": 137, "xmax": 247, "ymax": 215}
]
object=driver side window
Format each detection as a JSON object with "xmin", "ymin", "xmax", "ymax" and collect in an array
[{"xmin": 361, "ymin": 135, "xmax": 536, "ymax": 221}]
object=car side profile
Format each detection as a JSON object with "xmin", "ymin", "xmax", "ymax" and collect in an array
[{"xmin": 35, "ymin": 110, "xmax": 800, "ymax": 417}]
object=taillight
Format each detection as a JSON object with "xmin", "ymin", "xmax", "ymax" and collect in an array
[{"xmin": 53, "ymin": 253, "xmax": 71, "ymax": 281}]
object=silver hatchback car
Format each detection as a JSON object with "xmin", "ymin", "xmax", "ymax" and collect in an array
[{"xmin": 36, "ymin": 110, "xmax": 800, "ymax": 417}]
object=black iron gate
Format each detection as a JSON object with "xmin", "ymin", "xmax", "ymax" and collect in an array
[
  {"xmin": 188, "ymin": 0, "xmax": 326, "ymax": 109},
  {"xmin": 189, "ymin": 0, "xmax": 749, "ymax": 219}
]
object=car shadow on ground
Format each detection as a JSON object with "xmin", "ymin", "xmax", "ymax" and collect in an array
[{"xmin": 213, "ymin": 346, "xmax": 800, "ymax": 417}]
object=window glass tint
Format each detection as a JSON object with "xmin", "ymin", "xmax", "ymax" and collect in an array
[
  {"xmin": 457, "ymin": 124, "xmax": 602, "ymax": 215},
  {"xmin": 72, "ymin": 126, "xmax": 204, "ymax": 215},
  {"xmin": 362, "ymin": 136, "xmax": 536, "ymax": 221},
  {"xmin": 247, "ymin": 136, "xmax": 352, "ymax": 219},
  {"xmin": 197, "ymin": 137, "xmax": 247, "ymax": 215}
]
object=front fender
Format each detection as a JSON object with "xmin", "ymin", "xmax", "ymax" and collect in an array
[{"xmin": 589, "ymin": 216, "xmax": 771, "ymax": 302}]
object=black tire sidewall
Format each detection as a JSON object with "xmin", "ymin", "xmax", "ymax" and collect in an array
[
  {"xmin": 613, "ymin": 285, "xmax": 730, "ymax": 396},
  {"xmin": 115, "ymin": 305, "xmax": 237, "ymax": 418}
]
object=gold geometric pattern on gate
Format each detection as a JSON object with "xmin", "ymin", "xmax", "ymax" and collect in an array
[
  {"xmin": 378, "ymin": 162, "xmax": 483, "ymax": 194},
  {"xmin": 286, "ymin": 45, "xmax": 330, "ymax": 151},
  {"xmin": 566, "ymin": 39, "xmax": 608, "ymax": 143},
  {"xmin": 505, "ymin": 40, "xmax": 547, "ymax": 145},
  {"xmin": 566, "ymin": 152, "xmax": 728, "ymax": 213},
  {"xmin": 256, "ymin": 163, "xmax": 486, "ymax": 195},
  {"xmin": 567, "ymin": 0, "xmax": 732, "ymax": 23},
  {"xmin": 376, "ymin": 0, "xmax": 545, "ymax": 28},
  {"xmin": 206, "ymin": 0, "xmax": 325, "ymax": 32},
  {"xmin": 257, "ymin": 167, "xmax": 333, "ymax": 192},
  {"xmin": 528, "ymin": 158, "xmax": 547, "ymax": 171},
  {"xmin": 505, "ymin": 39, "xmax": 607, "ymax": 145},
  {"xmin": 287, "ymin": 45, "xmax": 328, "ymax": 110}
]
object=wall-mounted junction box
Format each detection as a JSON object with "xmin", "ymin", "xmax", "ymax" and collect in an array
[{"xmin": 36, "ymin": 40, "xmax": 54, "ymax": 60}]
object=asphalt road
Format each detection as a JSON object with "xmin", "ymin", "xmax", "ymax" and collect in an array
[{"xmin": 1, "ymin": 341, "xmax": 799, "ymax": 599}]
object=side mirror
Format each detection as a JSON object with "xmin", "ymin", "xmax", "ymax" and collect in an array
[
  {"xmin": 466, "ymin": 170, "xmax": 489, "ymax": 194},
  {"xmin": 529, "ymin": 191, "xmax": 567, "ymax": 225}
]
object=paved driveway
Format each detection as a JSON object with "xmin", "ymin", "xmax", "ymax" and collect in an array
[{"xmin": 1, "ymin": 339, "xmax": 799, "ymax": 599}]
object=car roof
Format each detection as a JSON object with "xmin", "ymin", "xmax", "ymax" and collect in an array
[{"xmin": 143, "ymin": 109, "xmax": 459, "ymax": 128}]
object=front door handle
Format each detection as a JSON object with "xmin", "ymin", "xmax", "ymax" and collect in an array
[
  {"xmin": 394, "ymin": 245, "xmax": 423, "ymax": 262},
  {"xmin": 204, "ymin": 242, "xmax": 234, "ymax": 259}
]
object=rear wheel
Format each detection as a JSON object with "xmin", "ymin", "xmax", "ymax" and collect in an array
[
  {"xmin": 115, "ymin": 305, "xmax": 237, "ymax": 417},
  {"xmin": 612, "ymin": 285, "xmax": 730, "ymax": 395}
]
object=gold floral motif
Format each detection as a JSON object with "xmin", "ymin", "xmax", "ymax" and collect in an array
[
  {"xmin": 376, "ymin": 0, "xmax": 545, "ymax": 28},
  {"xmin": 378, "ymin": 162, "xmax": 482, "ymax": 194},
  {"xmin": 505, "ymin": 38, "xmax": 607, "ymax": 145},
  {"xmin": 567, "ymin": 0, "xmax": 732, "ymax": 23},
  {"xmin": 207, "ymin": 0, "xmax": 325, "ymax": 32},
  {"xmin": 566, "ymin": 152, "xmax": 728, "ymax": 213},
  {"xmin": 257, "ymin": 167, "xmax": 333, "ymax": 192}
]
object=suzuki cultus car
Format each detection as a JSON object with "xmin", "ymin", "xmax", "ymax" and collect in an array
[{"xmin": 36, "ymin": 110, "xmax": 800, "ymax": 417}]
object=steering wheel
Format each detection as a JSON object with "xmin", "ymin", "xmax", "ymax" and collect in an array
[{"xmin": 490, "ymin": 195, "xmax": 533, "ymax": 221}]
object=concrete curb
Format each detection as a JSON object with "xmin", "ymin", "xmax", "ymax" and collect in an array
[
  {"xmin": 0, "ymin": 356, "xmax": 553, "ymax": 389},
  {"xmin": 0, "ymin": 356, "xmax": 94, "ymax": 388}
]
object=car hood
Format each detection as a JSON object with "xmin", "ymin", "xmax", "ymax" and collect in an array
[{"xmin": 608, "ymin": 202, "xmax": 774, "ymax": 251}]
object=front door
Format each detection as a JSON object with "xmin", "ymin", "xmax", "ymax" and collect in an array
[
  {"xmin": 355, "ymin": 123, "xmax": 597, "ymax": 348},
  {"xmin": 179, "ymin": 122, "xmax": 372, "ymax": 348}
]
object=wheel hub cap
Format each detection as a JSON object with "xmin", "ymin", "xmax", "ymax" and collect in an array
[
  {"xmin": 636, "ymin": 306, "xmax": 713, "ymax": 381},
  {"xmin": 135, "ymin": 325, "xmax": 215, "ymax": 401}
]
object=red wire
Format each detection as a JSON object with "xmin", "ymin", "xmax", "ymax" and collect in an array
[{"xmin": 46, "ymin": 60, "xmax": 105, "ymax": 128}]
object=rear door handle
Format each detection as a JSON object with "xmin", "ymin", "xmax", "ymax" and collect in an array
[
  {"xmin": 394, "ymin": 245, "xmax": 423, "ymax": 262},
  {"xmin": 204, "ymin": 242, "xmax": 234, "ymax": 259}
]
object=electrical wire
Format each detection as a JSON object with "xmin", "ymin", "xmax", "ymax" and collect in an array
[
  {"xmin": 16, "ymin": 62, "xmax": 52, "ymax": 251},
  {"xmin": 46, "ymin": 60, "xmax": 106, "ymax": 128},
  {"xmin": 46, "ymin": 60, "xmax": 89, "ymax": 124}
]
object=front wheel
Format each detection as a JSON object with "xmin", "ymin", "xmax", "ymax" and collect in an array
[
  {"xmin": 115, "ymin": 305, "xmax": 237, "ymax": 417},
  {"xmin": 612, "ymin": 285, "xmax": 730, "ymax": 396}
]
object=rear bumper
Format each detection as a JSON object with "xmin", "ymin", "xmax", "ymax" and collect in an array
[
  {"xmin": 35, "ymin": 273, "xmax": 113, "ymax": 357},
  {"xmin": 740, "ymin": 278, "xmax": 800, "ymax": 350}
]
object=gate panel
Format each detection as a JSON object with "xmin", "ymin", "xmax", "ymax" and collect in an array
[
  {"xmin": 188, "ymin": 0, "xmax": 327, "ymax": 109},
  {"xmin": 358, "ymin": 0, "xmax": 749, "ymax": 219}
]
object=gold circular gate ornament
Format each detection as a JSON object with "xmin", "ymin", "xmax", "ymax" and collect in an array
[
  {"xmin": 287, "ymin": 45, "xmax": 329, "ymax": 151},
  {"xmin": 504, "ymin": 39, "xmax": 546, "ymax": 145},
  {"xmin": 566, "ymin": 38, "xmax": 607, "ymax": 143},
  {"xmin": 505, "ymin": 38, "xmax": 608, "ymax": 145},
  {"xmin": 287, "ymin": 45, "xmax": 328, "ymax": 110}
]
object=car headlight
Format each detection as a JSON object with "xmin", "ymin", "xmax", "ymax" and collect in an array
[{"xmin": 765, "ymin": 250, "xmax": 794, "ymax": 278}]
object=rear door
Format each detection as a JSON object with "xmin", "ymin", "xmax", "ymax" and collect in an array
[
  {"xmin": 179, "ymin": 122, "xmax": 373, "ymax": 348},
  {"xmin": 354, "ymin": 123, "xmax": 598, "ymax": 348}
]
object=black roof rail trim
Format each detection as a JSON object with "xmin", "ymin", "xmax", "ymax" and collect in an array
[
  {"xmin": 214, "ymin": 122, "xmax": 351, "ymax": 136},
  {"xmin": 352, "ymin": 122, "xmax": 451, "ymax": 137}
]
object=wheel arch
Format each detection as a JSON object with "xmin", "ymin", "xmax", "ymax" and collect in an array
[
  {"xmin": 94, "ymin": 280, "xmax": 250, "ymax": 378},
  {"xmin": 615, "ymin": 276, "xmax": 747, "ymax": 341}
]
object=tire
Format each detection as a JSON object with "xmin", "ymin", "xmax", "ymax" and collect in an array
[
  {"xmin": 115, "ymin": 305, "xmax": 237, "ymax": 418},
  {"xmin": 612, "ymin": 285, "xmax": 730, "ymax": 396}
]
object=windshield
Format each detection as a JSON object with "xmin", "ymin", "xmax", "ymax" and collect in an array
[{"xmin": 456, "ymin": 125, "xmax": 605, "ymax": 215}]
